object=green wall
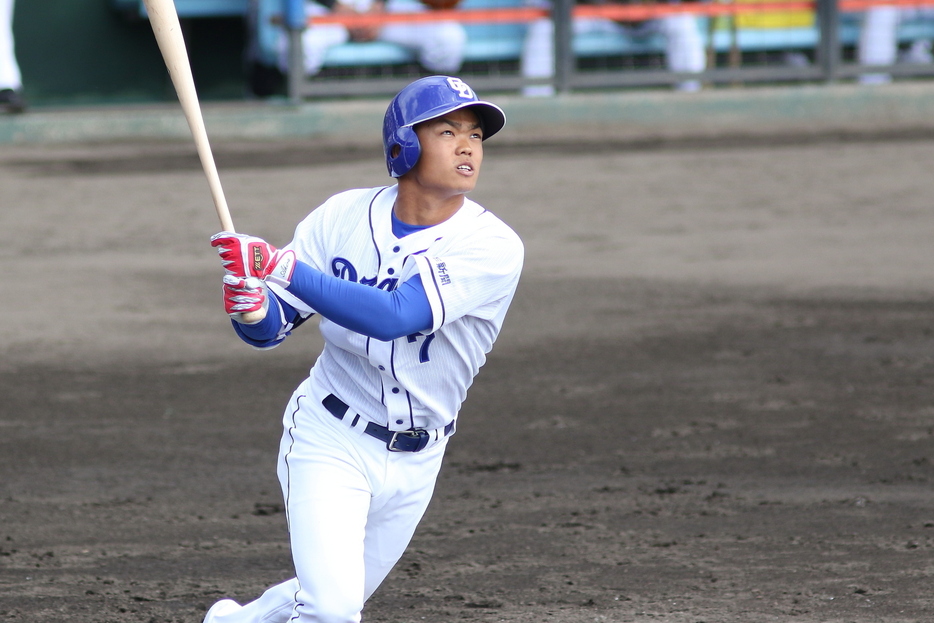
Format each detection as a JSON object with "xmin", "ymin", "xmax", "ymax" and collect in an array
[{"xmin": 13, "ymin": 1, "xmax": 247, "ymax": 106}]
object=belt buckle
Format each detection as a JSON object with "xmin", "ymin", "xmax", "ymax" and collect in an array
[{"xmin": 387, "ymin": 429, "xmax": 430, "ymax": 452}]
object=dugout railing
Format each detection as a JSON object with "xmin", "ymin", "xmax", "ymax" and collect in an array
[
  {"xmin": 112, "ymin": 0, "xmax": 934, "ymax": 100},
  {"xmin": 264, "ymin": 0, "xmax": 934, "ymax": 101}
]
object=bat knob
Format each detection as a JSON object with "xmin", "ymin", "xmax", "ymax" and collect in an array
[{"xmin": 240, "ymin": 308, "xmax": 268, "ymax": 324}]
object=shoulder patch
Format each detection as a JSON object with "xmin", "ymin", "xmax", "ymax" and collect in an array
[{"xmin": 433, "ymin": 259, "xmax": 452, "ymax": 286}]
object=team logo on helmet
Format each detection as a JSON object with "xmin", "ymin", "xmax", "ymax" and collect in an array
[{"xmin": 446, "ymin": 77, "xmax": 474, "ymax": 100}]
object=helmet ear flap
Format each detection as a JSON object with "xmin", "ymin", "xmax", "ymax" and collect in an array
[{"xmin": 387, "ymin": 125, "xmax": 421, "ymax": 178}]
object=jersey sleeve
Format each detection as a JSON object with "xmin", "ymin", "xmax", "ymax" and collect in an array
[{"xmin": 407, "ymin": 224, "xmax": 524, "ymax": 335}]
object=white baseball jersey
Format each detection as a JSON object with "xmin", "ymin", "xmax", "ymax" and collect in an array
[{"xmin": 270, "ymin": 184, "xmax": 524, "ymax": 433}]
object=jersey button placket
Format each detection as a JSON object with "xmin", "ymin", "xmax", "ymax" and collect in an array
[
  {"xmin": 384, "ymin": 381, "xmax": 409, "ymax": 430},
  {"xmin": 370, "ymin": 340, "xmax": 408, "ymax": 429}
]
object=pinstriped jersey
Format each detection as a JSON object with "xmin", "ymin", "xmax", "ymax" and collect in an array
[{"xmin": 274, "ymin": 185, "xmax": 523, "ymax": 432}]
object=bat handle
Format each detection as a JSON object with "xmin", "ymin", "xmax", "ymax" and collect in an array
[
  {"xmin": 203, "ymin": 154, "xmax": 265, "ymax": 324},
  {"xmin": 196, "ymin": 137, "xmax": 266, "ymax": 324},
  {"xmin": 193, "ymin": 131, "xmax": 235, "ymax": 234}
]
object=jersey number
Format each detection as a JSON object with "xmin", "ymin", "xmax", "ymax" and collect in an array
[{"xmin": 407, "ymin": 332, "xmax": 436, "ymax": 363}]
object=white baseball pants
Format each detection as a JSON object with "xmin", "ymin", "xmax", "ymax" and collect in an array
[
  {"xmin": 0, "ymin": 0, "xmax": 21, "ymax": 90},
  {"xmin": 204, "ymin": 375, "xmax": 447, "ymax": 623},
  {"xmin": 280, "ymin": 0, "xmax": 466, "ymax": 76},
  {"xmin": 520, "ymin": 13, "xmax": 707, "ymax": 96},
  {"xmin": 859, "ymin": 7, "xmax": 934, "ymax": 84}
]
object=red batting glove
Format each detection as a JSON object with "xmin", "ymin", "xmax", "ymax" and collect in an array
[
  {"xmin": 210, "ymin": 232, "xmax": 296, "ymax": 288},
  {"xmin": 222, "ymin": 275, "xmax": 268, "ymax": 324}
]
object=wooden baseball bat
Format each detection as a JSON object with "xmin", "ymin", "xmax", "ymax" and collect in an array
[
  {"xmin": 142, "ymin": 0, "xmax": 233, "ymax": 231},
  {"xmin": 142, "ymin": 0, "xmax": 265, "ymax": 323}
]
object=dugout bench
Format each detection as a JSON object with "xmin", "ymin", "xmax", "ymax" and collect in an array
[{"xmin": 111, "ymin": 0, "xmax": 934, "ymax": 98}]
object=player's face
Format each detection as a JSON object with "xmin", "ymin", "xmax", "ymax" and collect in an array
[{"xmin": 410, "ymin": 108, "xmax": 484, "ymax": 197}]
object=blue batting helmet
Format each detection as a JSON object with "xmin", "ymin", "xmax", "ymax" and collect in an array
[{"xmin": 383, "ymin": 76, "xmax": 506, "ymax": 178}]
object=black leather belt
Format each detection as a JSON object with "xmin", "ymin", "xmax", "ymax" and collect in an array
[{"xmin": 322, "ymin": 393, "xmax": 454, "ymax": 453}]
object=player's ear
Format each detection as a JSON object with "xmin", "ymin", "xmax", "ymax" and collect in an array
[{"xmin": 391, "ymin": 144, "xmax": 401, "ymax": 158}]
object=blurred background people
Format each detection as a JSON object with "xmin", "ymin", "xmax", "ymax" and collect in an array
[
  {"xmin": 0, "ymin": 0, "xmax": 25, "ymax": 113},
  {"xmin": 858, "ymin": 5, "xmax": 934, "ymax": 84},
  {"xmin": 278, "ymin": 0, "xmax": 466, "ymax": 78},
  {"xmin": 521, "ymin": 0, "xmax": 706, "ymax": 96}
]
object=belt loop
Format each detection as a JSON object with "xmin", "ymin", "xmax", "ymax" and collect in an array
[{"xmin": 322, "ymin": 394, "xmax": 349, "ymax": 419}]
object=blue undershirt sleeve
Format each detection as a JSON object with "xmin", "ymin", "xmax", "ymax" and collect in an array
[
  {"xmin": 232, "ymin": 290, "xmax": 302, "ymax": 348},
  {"xmin": 285, "ymin": 260, "xmax": 433, "ymax": 341}
]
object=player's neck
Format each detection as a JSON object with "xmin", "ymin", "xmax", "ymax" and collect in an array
[{"xmin": 393, "ymin": 186, "xmax": 466, "ymax": 227}]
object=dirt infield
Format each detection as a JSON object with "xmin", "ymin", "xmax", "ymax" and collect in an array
[{"xmin": 2, "ymin": 132, "xmax": 934, "ymax": 623}]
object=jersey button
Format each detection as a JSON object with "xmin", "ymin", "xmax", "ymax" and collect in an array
[
  {"xmin": 396, "ymin": 419, "xmax": 403, "ymax": 425},
  {"xmin": 391, "ymin": 387, "xmax": 400, "ymax": 394},
  {"xmin": 378, "ymin": 365, "xmax": 385, "ymax": 371},
  {"xmin": 393, "ymin": 246, "xmax": 401, "ymax": 253},
  {"xmin": 387, "ymin": 268, "xmax": 395, "ymax": 275}
]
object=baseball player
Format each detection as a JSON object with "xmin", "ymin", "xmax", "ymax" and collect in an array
[
  {"xmin": 203, "ymin": 75, "xmax": 523, "ymax": 623},
  {"xmin": 0, "ymin": 0, "xmax": 25, "ymax": 113},
  {"xmin": 858, "ymin": 5, "xmax": 934, "ymax": 84},
  {"xmin": 278, "ymin": 0, "xmax": 467, "ymax": 78},
  {"xmin": 520, "ymin": 0, "xmax": 706, "ymax": 96}
]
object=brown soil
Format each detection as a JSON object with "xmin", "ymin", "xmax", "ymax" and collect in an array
[{"xmin": 1, "ymin": 134, "xmax": 933, "ymax": 622}]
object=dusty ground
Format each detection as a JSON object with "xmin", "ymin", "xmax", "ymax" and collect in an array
[{"xmin": 1, "ymin": 130, "xmax": 934, "ymax": 623}]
